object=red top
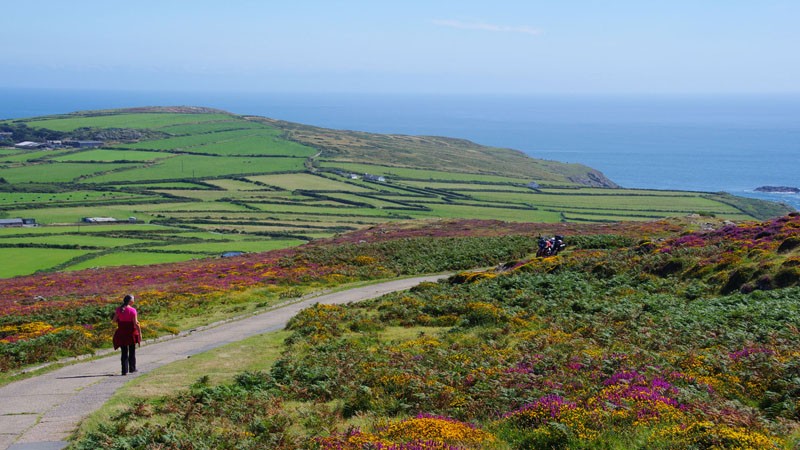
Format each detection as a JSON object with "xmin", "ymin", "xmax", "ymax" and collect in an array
[
  {"xmin": 112, "ymin": 306, "xmax": 140, "ymax": 349},
  {"xmin": 116, "ymin": 305, "xmax": 137, "ymax": 322}
]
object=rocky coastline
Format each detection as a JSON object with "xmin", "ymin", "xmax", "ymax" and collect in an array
[{"xmin": 755, "ymin": 186, "xmax": 800, "ymax": 193}]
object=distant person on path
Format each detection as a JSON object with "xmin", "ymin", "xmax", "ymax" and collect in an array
[{"xmin": 112, "ymin": 294, "xmax": 141, "ymax": 376}]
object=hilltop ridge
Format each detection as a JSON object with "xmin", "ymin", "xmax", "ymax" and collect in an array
[{"xmin": 254, "ymin": 116, "xmax": 618, "ymax": 188}]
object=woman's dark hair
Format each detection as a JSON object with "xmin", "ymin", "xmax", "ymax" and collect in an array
[{"xmin": 122, "ymin": 294, "xmax": 134, "ymax": 307}]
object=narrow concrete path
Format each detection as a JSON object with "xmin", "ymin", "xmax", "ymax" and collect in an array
[{"xmin": 0, "ymin": 275, "xmax": 448, "ymax": 450}]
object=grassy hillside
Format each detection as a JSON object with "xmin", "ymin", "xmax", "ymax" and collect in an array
[
  {"xmin": 257, "ymin": 116, "xmax": 616, "ymax": 187},
  {"xmin": 0, "ymin": 107, "xmax": 792, "ymax": 278}
]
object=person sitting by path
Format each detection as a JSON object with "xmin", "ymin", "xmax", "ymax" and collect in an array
[{"xmin": 112, "ymin": 294, "xmax": 141, "ymax": 376}]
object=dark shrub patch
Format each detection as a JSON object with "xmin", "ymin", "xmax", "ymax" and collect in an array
[
  {"xmin": 774, "ymin": 267, "xmax": 800, "ymax": 288},
  {"xmin": 777, "ymin": 237, "xmax": 800, "ymax": 254},
  {"xmin": 722, "ymin": 267, "xmax": 756, "ymax": 294}
]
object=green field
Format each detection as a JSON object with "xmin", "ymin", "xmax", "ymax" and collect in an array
[
  {"xmin": 184, "ymin": 131, "xmax": 317, "ymax": 157},
  {"xmin": 248, "ymin": 173, "xmax": 374, "ymax": 192},
  {"xmin": 145, "ymin": 238, "xmax": 306, "ymax": 253},
  {"xmin": 3, "ymin": 205, "xmax": 159, "ymax": 223},
  {"xmin": 123, "ymin": 128, "xmax": 265, "ymax": 150},
  {"xmin": 0, "ymin": 223, "xmax": 163, "ymax": 236},
  {"xmin": 158, "ymin": 120, "xmax": 264, "ymax": 135},
  {"xmin": 0, "ymin": 247, "xmax": 90, "ymax": 277},
  {"xmin": 82, "ymin": 155, "xmax": 305, "ymax": 183},
  {"xmin": 407, "ymin": 203, "xmax": 560, "ymax": 222},
  {"xmin": 464, "ymin": 190, "xmax": 742, "ymax": 213},
  {"xmin": 0, "ymin": 191, "xmax": 151, "ymax": 207},
  {"xmin": 400, "ymin": 180, "xmax": 533, "ymax": 192},
  {"xmin": 319, "ymin": 161, "xmax": 531, "ymax": 183},
  {"xmin": 0, "ymin": 149, "xmax": 74, "ymax": 163},
  {"xmin": 24, "ymin": 113, "xmax": 234, "ymax": 131},
  {"xmin": 53, "ymin": 149, "xmax": 165, "ymax": 162},
  {"xmin": 136, "ymin": 201, "xmax": 250, "ymax": 212},
  {"xmin": 0, "ymin": 107, "xmax": 790, "ymax": 278},
  {"xmin": 0, "ymin": 162, "xmax": 137, "ymax": 183},
  {"xmin": 0, "ymin": 234, "xmax": 148, "ymax": 247},
  {"xmin": 66, "ymin": 251, "xmax": 201, "ymax": 271},
  {"xmin": 202, "ymin": 178, "xmax": 270, "ymax": 191}
]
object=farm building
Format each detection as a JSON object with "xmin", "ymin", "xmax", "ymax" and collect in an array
[
  {"xmin": 14, "ymin": 141, "xmax": 46, "ymax": 149},
  {"xmin": 64, "ymin": 140, "xmax": 104, "ymax": 149},
  {"xmin": 0, "ymin": 218, "xmax": 37, "ymax": 228},
  {"xmin": 364, "ymin": 174, "xmax": 386, "ymax": 182},
  {"xmin": 82, "ymin": 217, "xmax": 119, "ymax": 223}
]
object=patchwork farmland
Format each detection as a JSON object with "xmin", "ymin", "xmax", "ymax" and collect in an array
[{"xmin": 0, "ymin": 107, "xmax": 790, "ymax": 277}]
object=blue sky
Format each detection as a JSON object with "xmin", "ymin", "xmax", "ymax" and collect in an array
[{"xmin": 2, "ymin": 1, "xmax": 799, "ymax": 94}]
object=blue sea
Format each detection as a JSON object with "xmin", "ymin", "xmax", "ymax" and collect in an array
[{"xmin": 1, "ymin": 88, "xmax": 798, "ymax": 210}]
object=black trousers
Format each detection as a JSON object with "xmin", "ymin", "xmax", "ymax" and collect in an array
[{"xmin": 121, "ymin": 344, "xmax": 136, "ymax": 374}]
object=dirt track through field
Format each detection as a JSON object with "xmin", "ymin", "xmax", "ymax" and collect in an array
[{"xmin": 0, "ymin": 275, "xmax": 448, "ymax": 450}]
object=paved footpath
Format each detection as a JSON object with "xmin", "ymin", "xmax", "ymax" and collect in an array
[{"xmin": 0, "ymin": 275, "xmax": 447, "ymax": 450}]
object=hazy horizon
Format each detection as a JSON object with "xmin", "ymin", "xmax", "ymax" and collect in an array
[{"xmin": 3, "ymin": 1, "xmax": 799, "ymax": 96}]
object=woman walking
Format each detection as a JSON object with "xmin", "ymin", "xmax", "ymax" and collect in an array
[{"xmin": 112, "ymin": 294, "xmax": 141, "ymax": 376}]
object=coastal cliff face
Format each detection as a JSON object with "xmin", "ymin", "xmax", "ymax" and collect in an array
[{"xmin": 568, "ymin": 170, "xmax": 619, "ymax": 188}]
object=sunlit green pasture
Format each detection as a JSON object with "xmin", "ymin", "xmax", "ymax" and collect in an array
[
  {"xmin": 248, "ymin": 199, "xmax": 348, "ymax": 208},
  {"xmin": 53, "ymin": 149, "xmax": 165, "ymax": 162},
  {"xmin": 342, "ymin": 178, "xmax": 418, "ymax": 194},
  {"xmin": 0, "ymin": 247, "xmax": 90, "ymax": 277},
  {"xmin": 0, "ymin": 234, "xmax": 149, "ymax": 247},
  {"xmin": 464, "ymin": 190, "xmax": 744, "ymax": 214},
  {"xmin": 3, "ymin": 206, "xmax": 158, "ymax": 224},
  {"xmin": 319, "ymin": 161, "xmax": 530, "ymax": 183},
  {"xmin": 123, "ymin": 129, "xmax": 264, "ymax": 151},
  {"xmin": 136, "ymin": 201, "xmax": 250, "ymax": 212},
  {"xmin": 66, "ymin": 251, "xmax": 200, "ymax": 271},
  {"xmin": 399, "ymin": 180, "xmax": 533, "ymax": 192},
  {"xmin": 144, "ymin": 238, "xmax": 306, "ymax": 254},
  {"xmin": 266, "ymin": 212, "xmax": 409, "ymax": 224},
  {"xmin": 538, "ymin": 187, "xmax": 700, "ymax": 196},
  {"xmin": 81, "ymin": 155, "xmax": 305, "ymax": 183},
  {"xmin": 407, "ymin": 203, "xmax": 559, "ymax": 222},
  {"xmin": 189, "ymin": 223, "xmax": 337, "ymax": 237},
  {"xmin": 203, "ymin": 178, "xmax": 271, "ymax": 191},
  {"xmin": 149, "ymin": 189, "xmax": 245, "ymax": 202},
  {"xmin": 246, "ymin": 202, "xmax": 397, "ymax": 217},
  {"xmin": 0, "ymin": 162, "xmax": 137, "ymax": 183},
  {"xmin": 163, "ymin": 210, "xmax": 392, "ymax": 229},
  {"xmin": 239, "ymin": 191, "xmax": 323, "ymax": 201},
  {"xmin": 135, "ymin": 181, "xmax": 212, "ymax": 189},
  {"xmin": 248, "ymin": 173, "xmax": 374, "ymax": 192},
  {"xmin": 158, "ymin": 120, "xmax": 263, "ymax": 135},
  {"xmin": 323, "ymin": 192, "xmax": 420, "ymax": 209},
  {"xmin": 0, "ymin": 190, "xmax": 150, "ymax": 207},
  {"xmin": 25, "ymin": 113, "xmax": 234, "ymax": 131},
  {"xmin": 186, "ymin": 131, "xmax": 317, "ymax": 157},
  {"xmin": 0, "ymin": 149, "xmax": 74, "ymax": 163},
  {"xmin": 0, "ymin": 223, "xmax": 167, "ymax": 236},
  {"xmin": 387, "ymin": 196, "xmax": 449, "ymax": 205},
  {"xmin": 158, "ymin": 212, "xmax": 408, "ymax": 235}
]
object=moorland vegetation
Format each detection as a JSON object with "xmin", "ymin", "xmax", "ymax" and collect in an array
[
  {"xmin": 3, "ymin": 107, "xmax": 799, "ymax": 448},
  {"xmin": 63, "ymin": 213, "xmax": 800, "ymax": 449},
  {"xmin": 0, "ymin": 212, "xmax": 798, "ymax": 448}
]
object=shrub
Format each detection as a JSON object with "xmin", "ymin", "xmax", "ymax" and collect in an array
[
  {"xmin": 777, "ymin": 236, "xmax": 800, "ymax": 253},
  {"xmin": 774, "ymin": 267, "xmax": 800, "ymax": 288}
]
